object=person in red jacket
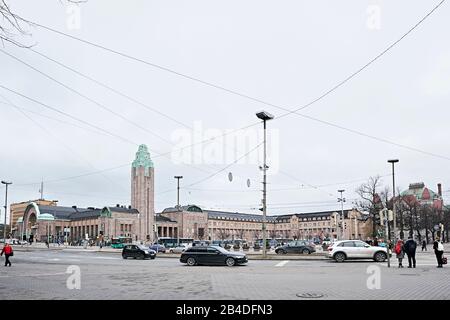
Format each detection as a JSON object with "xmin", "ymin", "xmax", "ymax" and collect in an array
[{"xmin": 1, "ymin": 243, "xmax": 13, "ymax": 267}]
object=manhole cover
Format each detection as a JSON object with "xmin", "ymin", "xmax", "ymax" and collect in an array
[{"xmin": 296, "ymin": 292, "xmax": 324, "ymax": 298}]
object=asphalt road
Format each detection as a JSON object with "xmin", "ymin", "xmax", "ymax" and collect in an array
[{"xmin": 0, "ymin": 249, "xmax": 449, "ymax": 300}]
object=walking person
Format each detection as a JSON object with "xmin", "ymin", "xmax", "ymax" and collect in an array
[
  {"xmin": 395, "ymin": 239, "xmax": 405, "ymax": 268},
  {"xmin": 1, "ymin": 243, "xmax": 13, "ymax": 267},
  {"xmin": 403, "ymin": 236, "xmax": 417, "ymax": 268},
  {"xmin": 433, "ymin": 237, "xmax": 444, "ymax": 268},
  {"xmin": 422, "ymin": 239, "xmax": 427, "ymax": 251}
]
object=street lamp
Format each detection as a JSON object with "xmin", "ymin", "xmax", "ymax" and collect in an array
[
  {"xmin": 338, "ymin": 190, "xmax": 346, "ymax": 240},
  {"xmin": 1, "ymin": 181, "xmax": 12, "ymax": 242},
  {"xmin": 388, "ymin": 159, "xmax": 399, "ymax": 240},
  {"xmin": 174, "ymin": 176, "xmax": 183, "ymax": 209},
  {"xmin": 174, "ymin": 176, "xmax": 183, "ymax": 245},
  {"xmin": 256, "ymin": 111, "xmax": 274, "ymax": 259}
]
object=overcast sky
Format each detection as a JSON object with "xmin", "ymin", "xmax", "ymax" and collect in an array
[{"xmin": 1, "ymin": 0, "xmax": 449, "ymax": 223}]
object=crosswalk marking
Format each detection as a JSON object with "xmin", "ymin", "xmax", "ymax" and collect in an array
[{"xmin": 275, "ymin": 260, "xmax": 289, "ymax": 267}]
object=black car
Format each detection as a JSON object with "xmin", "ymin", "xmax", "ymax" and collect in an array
[
  {"xmin": 275, "ymin": 240, "xmax": 316, "ymax": 254},
  {"xmin": 122, "ymin": 244, "xmax": 156, "ymax": 260},
  {"xmin": 180, "ymin": 245, "xmax": 248, "ymax": 267}
]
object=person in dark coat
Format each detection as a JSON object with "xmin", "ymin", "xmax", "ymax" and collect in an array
[
  {"xmin": 433, "ymin": 237, "xmax": 444, "ymax": 268},
  {"xmin": 403, "ymin": 236, "xmax": 417, "ymax": 268}
]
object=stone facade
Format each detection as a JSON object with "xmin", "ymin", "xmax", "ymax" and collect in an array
[
  {"xmin": 159, "ymin": 205, "xmax": 372, "ymax": 242},
  {"xmin": 131, "ymin": 144, "xmax": 155, "ymax": 242},
  {"xmin": 15, "ymin": 203, "xmax": 140, "ymax": 243}
]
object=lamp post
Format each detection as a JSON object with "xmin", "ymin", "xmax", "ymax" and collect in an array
[
  {"xmin": 388, "ymin": 159, "xmax": 399, "ymax": 240},
  {"xmin": 338, "ymin": 190, "xmax": 346, "ymax": 240},
  {"xmin": 256, "ymin": 111, "xmax": 274, "ymax": 259},
  {"xmin": 1, "ymin": 181, "xmax": 12, "ymax": 242},
  {"xmin": 174, "ymin": 176, "xmax": 183, "ymax": 245}
]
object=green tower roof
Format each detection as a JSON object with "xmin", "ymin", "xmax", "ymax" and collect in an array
[{"xmin": 132, "ymin": 144, "xmax": 154, "ymax": 169}]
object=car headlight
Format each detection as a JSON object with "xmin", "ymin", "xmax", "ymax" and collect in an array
[{"xmin": 144, "ymin": 250, "xmax": 149, "ymax": 254}]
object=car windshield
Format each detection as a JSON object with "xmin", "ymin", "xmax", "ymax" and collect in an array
[{"xmin": 211, "ymin": 245, "xmax": 228, "ymax": 253}]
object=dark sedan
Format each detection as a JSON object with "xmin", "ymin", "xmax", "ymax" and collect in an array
[
  {"xmin": 275, "ymin": 240, "xmax": 316, "ymax": 254},
  {"xmin": 122, "ymin": 244, "xmax": 156, "ymax": 259},
  {"xmin": 180, "ymin": 245, "xmax": 248, "ymax": 267}
]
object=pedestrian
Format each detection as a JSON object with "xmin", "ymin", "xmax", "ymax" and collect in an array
[
  {"xmin": 422, "ymin": 239, "xmax": 427, "ymax": 251},
  {"xmin": 433, "ymin": 237, "xmax": 444, "ymax": 268},
  {"xmin": 373, "ymin": 237, "xmax": 379, "ymax": 247},
  {"xmin": 395, "ymin": 239, "xmax": 405, "ymax": 268},
  {"xmin": 45, "ymin": 240, "xmax": 49, "ymax": 248},
  {"xmin": 403, "ymin": 236, "xmax": 417, "ymax": 268},
  {"xmin": 1, "ymin": 243, "xmax": 13, "ymax": 267}
]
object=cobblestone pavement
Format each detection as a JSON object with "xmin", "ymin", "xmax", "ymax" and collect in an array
[{"xmin": 0, "ymin": 249, "xmax": 449, "ymax": 300}]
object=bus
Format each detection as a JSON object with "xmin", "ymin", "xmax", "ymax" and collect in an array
[
  {"xmin": 111, "ymin": 236, "xmax": 132, "ymax": 249},
  {"xmin": 157, "ymin": 237, "xmax": 194, "ymax": 248}
]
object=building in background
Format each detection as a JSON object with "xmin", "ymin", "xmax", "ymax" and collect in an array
[
  {"xmin": 158, "ymin": 205, "xmax": 372, "ymax": 242},
  {"xmin": 131, "ymin": 144, "xmax": 155, "ymax": 242},
  {"xmin": 15, "ymin": 203, "xmax": 139, "ymax": 243},
  {"xmin": 10, "ymin": 199, "xmax": 58, "ymax": 233}
]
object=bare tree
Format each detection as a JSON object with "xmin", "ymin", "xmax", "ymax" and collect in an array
[
  {"xmin": 236, "ymin": 229, "xmax": 245, "ymax": 241},
  {"xmin": 0, "ymin": 0, "xmax": 85, "ymax": 47},
  {"xmin": 216, "ymin": 229, "xmax": 230, "ymax": 241},
  {"xmin": 356, "ymin": 176, "xmax": 384, "ymax": 237}
]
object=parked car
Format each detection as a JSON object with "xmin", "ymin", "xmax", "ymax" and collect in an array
[
  {"xmin": 275, "ymin": 240, "xmax": 316, "ymax": 254},
  {"xmin": 149, "ymin": 243, "xmax": 166, "ymax": 253},
  {"xmin": 169, "ymin": 244, "xmax": 189, "ymax": 253},
  {"xmin": 122, "ymin": 244, "xmax": 156, "ymax": 260},
  {"xmin": 180, "ymin": 245, "xmax": 248, "ymax": 267},
  {"xmin": 328, "ymin": 240, "xmax": 388, "ymax": 262}
]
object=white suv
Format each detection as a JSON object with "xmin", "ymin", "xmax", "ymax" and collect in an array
[{"xmin": 328, "ymin": 240, "xmax": 388, "ymax": 262}]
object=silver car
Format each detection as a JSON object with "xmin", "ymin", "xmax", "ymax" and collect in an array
[
  {"xmin": 328, "ymin": 240, "xmax": 388, "ymax": 262},
  {"xmin": 169, "ymin": 244, "xmax": 189, "ymax": 254}
]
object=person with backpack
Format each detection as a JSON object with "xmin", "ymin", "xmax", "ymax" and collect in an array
[
  {"xmin": 403, "ymin": 236, "xmax": 417, "ymax": 268},
  {"xmin": 395, "ymin": 239, "xmax": 405, "ymax": 268},
  {"xmin": 1, "ymin": 243, "xmax": 13, "ymax": 267},
  {"xmin": 433, "ymin": 237, "xmax": 444, "ymax": 268}
]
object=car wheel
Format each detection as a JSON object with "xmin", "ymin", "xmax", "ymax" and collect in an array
[
  {"xmin": 276, "ymin": 250, "xmax": 285, "ymax": 255},
  {"xmin": 334, "ymin": 252, "xmax": 346, "ymax": 262},
  {"xmin": 150, "ymin": 256, "xmax": 155, "ymax": 260},
  {"xmin": 187, "ymin": 257, "xmax": 196, "ymax": 266},
  {"xmin": 169, "ymin": 249, "xmax": 173, "ymax": 254},
  {"xmin": 122, "ymin": 255, "xmax": 127, "ymax": 260},
  {"xmin": 225, "ymin": 257, "xmax": 236, "ymax": 267},
  {"xmin": 374, "ymin": 252, "xmax": 387, "ymax": 262},
  {"xmin": 302, "ymin": 249, "xmax": 310, "ymax": 255},
  {"xmin": 139, "ymin": 253, "xmax": 145, "ymax": 260}
]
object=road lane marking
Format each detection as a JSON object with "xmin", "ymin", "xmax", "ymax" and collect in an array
[
  {"xmin": 275, "ymin": 260, "xmax": 289, "ymax": 267},
  {"xmin": 0, "ymin": 272, "xmax": 67, "ymax": 278}
]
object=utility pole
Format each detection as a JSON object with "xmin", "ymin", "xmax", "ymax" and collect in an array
[
  {"xmin": 39, "ymin": 179, "xmax": 44, "ymax": 200},
  {"xmin": 388, "ymin": 159, "xmax": 399, "ymax": 241},
  {"xmin": 1, "ymin": 181, "xmax": 12, "ymax": 241},
  {"xmin": 256, "ymin": 111, "xmax": 274, "ymax": 259},
  {"xmin": 338, "ymin": 190, "xmax": 346, "ymax": 240},
  {"xmin": 174, "ymin": 176, "xmax": 183, "ymax": 245},
  {"xmin": 174, "ymin": 176, "xmax": 183, "ymax": 208}
]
